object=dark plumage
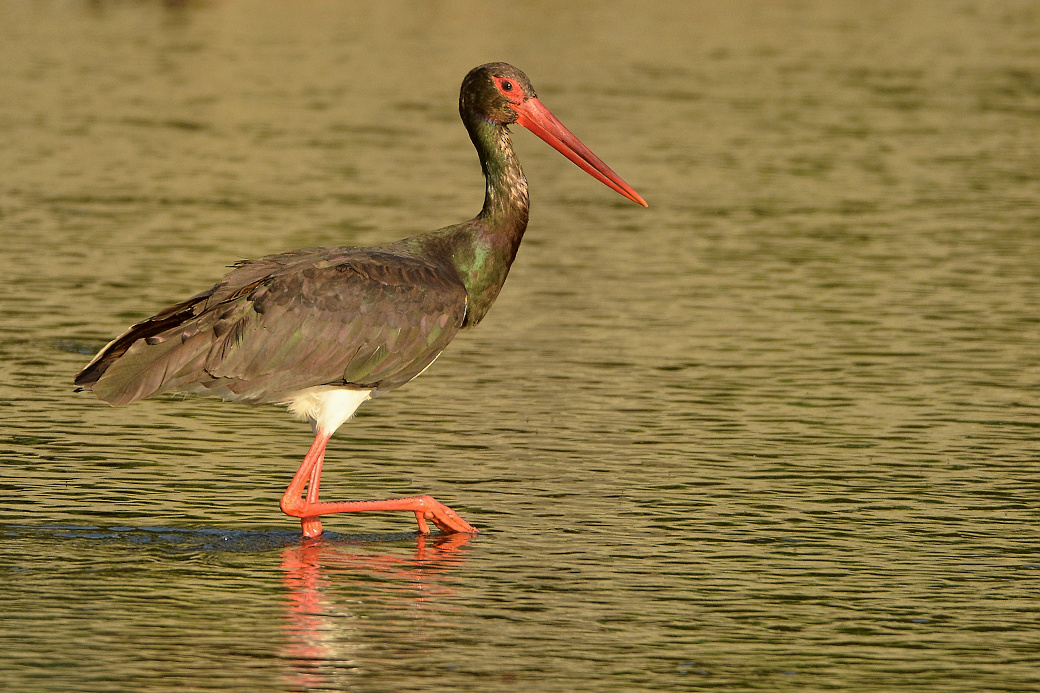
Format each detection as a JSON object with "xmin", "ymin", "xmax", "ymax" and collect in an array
[{"xmin": 75, "ymin": 246, "xmax": 468, "ymax": 406}]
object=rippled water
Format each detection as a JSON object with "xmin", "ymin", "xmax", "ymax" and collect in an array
[{"xmin": 2, "ymin": 1, "xmax": 1039, "ymax": 691}]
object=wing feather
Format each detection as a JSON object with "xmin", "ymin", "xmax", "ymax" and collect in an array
[{"xmin": 76, "ymin": 248, "xmax": 468, "ymax": 405}]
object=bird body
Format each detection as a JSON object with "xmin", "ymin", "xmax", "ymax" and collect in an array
[{"xmin": 75, "ymin": 63, "xmax": 645, "ymax": 537}]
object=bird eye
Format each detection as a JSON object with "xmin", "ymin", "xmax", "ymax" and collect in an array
[{"xmin": 493, "ymin": 76, "xmax": 523, "ymax": 102}]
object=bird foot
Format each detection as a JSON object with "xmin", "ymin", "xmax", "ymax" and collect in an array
[
  {"xmin": 410, "ymin": 495, "xmax": 479, "ymax": 534},
  {"xmin": 300, "ymin": 516, "xmax": 323, "ymax": 538},
  {"xmin": 282, "ymin": 494, "xmax": 478, "ymax": 537}
]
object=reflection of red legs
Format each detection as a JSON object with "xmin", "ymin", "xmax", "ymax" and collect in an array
[
  {"xmin": 279, "ymin": 429, "xmax": 479, "ymax": 538},
  {"xmin": 279, "ymin": 531, "xmax": 474, "ymax": 689}
]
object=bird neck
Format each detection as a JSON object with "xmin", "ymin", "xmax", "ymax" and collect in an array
[
  {"xmin": 474, "ymin": 120, "xmax": 530, "ymax": 228},
  {"xmin": 434, "ymin": 118, "xmax": 531, "ymax": 327}
]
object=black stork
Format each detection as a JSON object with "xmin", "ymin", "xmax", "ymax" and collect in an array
[{"xmin": 74, "ymin": 63, "xmax": 647, "ymax": 538}]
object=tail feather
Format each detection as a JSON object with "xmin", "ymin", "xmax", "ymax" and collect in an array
[{"xmin": 73, "ymin": 288, "xmax": 214, "ymax": 404}]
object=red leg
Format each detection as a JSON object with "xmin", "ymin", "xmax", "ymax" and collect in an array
[
  {"xmin": 279, "ymin": 430, "xmax": 329, "ymax": 538},
  {"xmin": 280, "ymin": 430, "xmax": 478, "ymax": 537}
]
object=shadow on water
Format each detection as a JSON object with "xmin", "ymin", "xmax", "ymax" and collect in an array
[{"xmin": 9, "ymin": 523, "xmax": 475, "ymax": 554}]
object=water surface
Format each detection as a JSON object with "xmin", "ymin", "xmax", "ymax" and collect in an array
[{"xmin": 1, "ymin": 1, "xmax": 1039, "ymax": 691}]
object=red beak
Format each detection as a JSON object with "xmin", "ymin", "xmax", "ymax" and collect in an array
[{"xmin": 513, "ymin": 98, "xmax": 648, "ymax": 207}]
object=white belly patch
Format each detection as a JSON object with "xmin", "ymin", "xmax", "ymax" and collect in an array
[{"xmin": 283, "ymin": 386, "xmax": 373, "ymax": 434}]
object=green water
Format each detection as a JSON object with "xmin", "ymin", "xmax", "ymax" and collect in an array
[{"xmin": 1, "ymin": 1, "xmax": 1039, "ymax": 691}]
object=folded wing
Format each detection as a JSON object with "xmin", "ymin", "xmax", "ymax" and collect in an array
[{"xmin": 75, "ymin": 248, "xmax": 468, "ymax": 406}]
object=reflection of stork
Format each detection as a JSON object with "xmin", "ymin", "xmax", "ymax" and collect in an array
[
  {"xmin": 75, "ymin": 63, "xmax": 647, "ymax": 537},
  {"xmin": 280, "ymin": 535, "xmax": 473, "ymax": 689}
]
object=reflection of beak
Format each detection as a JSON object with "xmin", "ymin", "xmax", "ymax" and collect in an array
[{"xmin": 513, "ymin": 97, "xmax": 648, "ymax": 207}]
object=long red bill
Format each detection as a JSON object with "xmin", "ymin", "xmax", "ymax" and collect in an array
[{"xmin": 513, "ymin": 97, "xmax": 648, "ymax": 207}]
